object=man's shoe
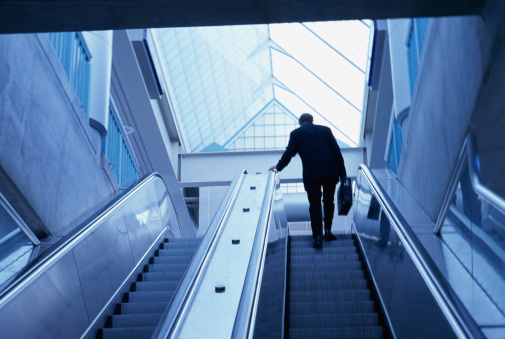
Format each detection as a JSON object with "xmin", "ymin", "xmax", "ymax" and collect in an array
[
  {"xmin": 324, "ymin": 230, "xmax": 337, "ymax": 241},
  {"xmin": 313, "ymin": 236, "xmax": 323, "ymax": 249}
]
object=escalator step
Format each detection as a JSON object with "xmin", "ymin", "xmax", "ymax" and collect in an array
[
  {"xmin": 290, "ymin": 262, "xmax": 362, "ymax": 272},
  {"xmin": 156, "ymin": 249, "xmax": 200, "ymax": 257},
  {"xmin": 290, "ymin": 290, "xmax": 371, "ymax": 303},
  {"xmin": 144, "ymin": 263, "xmax": 189, "ymax": 273},
  {"xmin": 290, "ymin": 247, "xmax": 357, "ymax": 256},
  {"xmin": 289, "ymin": 327, "xmax": 383, "ymax": 339},
  {"xmin": 165, "ymin": 238, "xmax": 202, "ymax": 243},
  {"xmin": 289, "ymin": 279, "xmax": 368, "ymax": 292},
  {"xmin": 290, "ymin": 234, "xmax": 353, "ymax": 242},
  {"xmin": 289, "ymin": 300, "xmax": 376, "ymax": 315},
  {"xmin": 109, "ymin": 314, "xmax": 163, "ymax": 328},
  {"xmin": 132, "ymin": 281, "xmax": 180, "ymax": 292},
  {"xmin": 101, "ymin": 327, "xmax": 156, "ymax": 339},
  {"xmin": 290, "ymin": 252, "xmax": 360, "ymax": 263},
  {"xmin": 159, "ymin": 241, "xmax": 201, "ymax": 250},
  {"xmin": 139, "ymin": 271, "xmax": 185, "ymax": 282},
  {"xmin": 289, "ymin": 313, "xmax": 379, "ymax": 328},
  {"xmin": 119, "ymin": 301, "xmax": 169, "ymax": 315},
  {"xmin": 290, "ymin": 269, "xmax": 364, "ymax": 281},
  {"xmin": 151, "ymin": 255, "xmax": 193, "ymax": 265},
  {"xmin": 125, "ymin": 291, "xmax": 174, "ymax": 303}
]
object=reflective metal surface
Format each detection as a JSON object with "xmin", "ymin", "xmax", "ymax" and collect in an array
[
  {"xmin": 177, "ymin": 173, "xmax": 269, "ymax": 338},
  {"xmin": 0, "ymin": 173, "xmax": 174, "ymax": 338},
  {"xmin": 153, "ymin": 169, "xmax": 247, "ymax": 338},
  {"xmin": 355, "ymin": 165, "xmax": 483, "ymax": 338}
]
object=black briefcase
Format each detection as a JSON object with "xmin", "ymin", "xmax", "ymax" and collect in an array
[{"xmin": 337, "ymin": 177, "xmax": 353, "ymax": 215}]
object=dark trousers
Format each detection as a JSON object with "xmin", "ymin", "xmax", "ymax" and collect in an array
[{"xmin": 305, "ymin": 177, "xmax": 338, "ymax": 238}]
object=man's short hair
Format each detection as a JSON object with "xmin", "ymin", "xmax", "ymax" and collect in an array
[{"xmin": 299, "ymin": 113, "xmax": 313, "ymax": 125}]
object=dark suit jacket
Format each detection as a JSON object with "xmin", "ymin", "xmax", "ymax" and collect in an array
[{"xmin": 276, "ymin": 123, "xmax": 347, "ymax": 187}]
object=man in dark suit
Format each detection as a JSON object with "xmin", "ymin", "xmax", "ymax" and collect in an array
[{"xmin": 269, "ymin": 113, "xmax": 347, "ymax": 248}]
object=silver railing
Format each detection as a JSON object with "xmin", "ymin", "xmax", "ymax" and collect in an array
[
  {"xmin": 0, "ymin": 173, "xmax": 166, "ymax": 308},
  {"xmin": 152, "ymin": 169, "xmax": 247, "ymax": 339},
  {"xmin": 358, "ymin": 165, "xmax": 484, "ymax": 339},
  {"xmin": 435, "ymin": 133, "xmax": 505, "ymax": 233},
  {"xmin": 231, "ymin": 170, "xmax": 277, "ymax": 339},
  {"xmin": 0, "ymin": 191, "xmax": 40, "ymax": 246},
  {"xmin": 467, "ymin": 133, "xmax": 505, "ymax": 216}
]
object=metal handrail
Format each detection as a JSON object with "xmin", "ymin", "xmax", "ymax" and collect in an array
[
  {"xmin": 0, "ymin": 191, "xmax": 40, "ymax": 246},
  {"xmin": 358, "ymin": 165, "xmax": 484, "ymax": 339},
  {"xmin": 152, "ymin": 169, "xmax": 247, "ymax": 339},
  {"xmin": 231, "ymin": 170, "xmax": 277, "ymax": 339},
  {"xmin": 467, "ymin": 133, "xmax": 505, "ymax": 216},
  {"xmin": 0, "ymin": 173, "xmax": 166, "ymax": 309}
]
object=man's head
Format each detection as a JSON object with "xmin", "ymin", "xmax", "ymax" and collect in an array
[{"xmin": 299, "ymin": 113, "xmax": 313, "ymax": 126}]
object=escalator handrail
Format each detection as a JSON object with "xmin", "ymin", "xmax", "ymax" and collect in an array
[
  {"xmin": 0, "ymin": 172, "xmax": 168, "ymax": 309},
  {"xmin": 358, "ymin": 165, "xmax": 484, "ymax": 339},
  {"xmin": 467, "ymin": 133, "xmax": 505, "ymax": 216},
  {"xmin": 152, "ymin": 169, "xmax": 247, "ymax": 339},
  {"xmin": 231, "ymin": 170, "xmax": 277, "ymax": 339}
]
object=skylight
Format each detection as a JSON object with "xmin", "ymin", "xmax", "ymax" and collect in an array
[{"xmin": 152, "ymin": 21, "xmax": 372, "ymax": 153}]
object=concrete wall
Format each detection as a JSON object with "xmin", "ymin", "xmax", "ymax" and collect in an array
[
  {"xmin": 396, "ymin": 8, "xmax": 503, "ymax": 222},
  {"xmin": 0, "ymin": 33, "xmax": 115, "ymax": 236}
]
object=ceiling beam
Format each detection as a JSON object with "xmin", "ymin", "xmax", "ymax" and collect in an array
[{"xmin": 0, "ymin": 0, "xmax": 485, "ymax": 34}]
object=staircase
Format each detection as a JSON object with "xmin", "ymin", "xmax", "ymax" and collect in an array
[
  {"xmin": 287, "ymin": 235, "xmax": 384, "ymax": 338},
  {"xmin": 98, "ymin": 238, "xmax": 201, "ymax": 339}
]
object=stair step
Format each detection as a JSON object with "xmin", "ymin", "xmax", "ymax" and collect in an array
[
  {"xmin": 101, "ymin": 327, "xmax": 156, "ymax": 339},
  {"xmin": 119, "ymin": 301, "xmax": 169, "ymax": 315},
  {"xmin": 290, "ymin": 270, "xmax": 364, "ymax": 281},
  {"xmin": 290, "ymin": 234, "xmax": 353, "ymax": 242},
  {"xmin": 290, "ymin": 253, "xmax": 360, "ymax": 263},
  {"xmin": 289, "ymin": 327, "xmax": 383, "ymax": 339},
  {"xmin": 132, "ymin": 281, "xmax": 180, "ymax": 292},
  {"xmin": 290, "ymin": 247, "xmax": 358, "ymax": 256},
  {"xmin": 289, "ymin": 290, "xmax": 371, "ymax": 303},
  {"xmin": 151, "ymin": 255, "xmax": 193, "ymax": 265},
  {"xmin": 290, "ymin": 262, "xmax": 362, "ymax": 272},
  {"xmin": 289, "ymin": 279, "xmax": 368, "ymax": 292},
  {"xmin": 156, "ymin": 248, "xmax": 200, "ymax": 257},
  {"xmin": 289, "ymin": 301, "xmax": 376, "ymax": 315},
  {"xmin": 139, "ymin": 271, "xmax": 185, "ymax": 282},
  {"xmin": 144, "ymin": 263, "xmax": 189, "ymax": 273},
  {"xmin": 160, "ymin": 241, "xmax": 201, "ymax": 250},
  {"xmin": 125, "ymin": 291, "xmax": 174, "ymax": 303},
  {"xmin": 108, "ymin": 314, "xmax": 162, "ymax": 328},
  {"xmin": 289, "ymin": 313, "xmax": 379, "ymax": 329}
]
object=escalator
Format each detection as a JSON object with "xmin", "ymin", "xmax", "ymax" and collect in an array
[
  {"xmin": 99, "ymin": 238, "xmax": 201, "ymax": 338},
  {"xmin": 286, "ymin": 235, "xmax": 384, "ymax": 338}
]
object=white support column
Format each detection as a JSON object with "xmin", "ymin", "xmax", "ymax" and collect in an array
[
  {"xmin": 388, "ymin": 18, "xmax": 412, "ymax": 124},
  {"xmin": 81, "ymin": 30, "xmax": 113, "ymax": 139}
]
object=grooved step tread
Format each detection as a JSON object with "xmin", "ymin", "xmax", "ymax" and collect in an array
[
  {"xmin": 289, "ymin": 279, "xmax": 368, "ymax": 292},
  {"xmin": 144, "ymin": 263, "xmax": 190, "ymax": 273},
  {"xmin": 119, "ymin": 301, "xmax": 169, "ymax": 315},
  {"xmin": 289, "ymin": 290, "xmax": 371, "ymax": 303},
  {"xmin": 132, "ymin": 280, "xmax": 180, "ymax": 292},
  {"xmin": 151, "ymin": 255, "xmax": 193, "ymax": 265},
  {"xmin": 290, "ymin": 247, "xmax": 358, "ymax": 255},
  {"xmin": 290, "ymin": 253, "xmax": 360, "ymax": 263},
  {"xmin": 101, "ymin": 327, "xmax": 156, "ymax": 339},
  {"xmin": 139, "ymin": 271, "xmax": 185, "ymax": 282},
  {"xmin": 290, "ymin": 262, "xmax": 362, "ymax": 272},
  {"xmin": 108, "ymin": 314, "xmax": 162, "ymax": 328},
  {"xmin": 156, "ymin": 249, "xmax": 200, "ymax": 256},
  {"xmin": 289, "ymin": 313, "xmax": 379, "ymax": 328},
  {"xmin": 290, "ymin": 269, "xmax": 364, "ymax": 281},
  {"xmin": 289, "ymin": 301, "xmax": 376, "ymax": 316},
  {"xmin": 125, "ymin": 291, "xmax": 174, "ymax": 303},
  {"xmin": 289, "ymin": 327, "xmax": 383, "ymax": 339}
]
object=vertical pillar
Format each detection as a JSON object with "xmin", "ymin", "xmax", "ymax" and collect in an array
[
  {"xmin": 81, "ymin": 30, "xmax": 113, "ymax": 139},
  {"xmin": 387, "ymin": 19, "xmax": 412, "ymax": 125}
]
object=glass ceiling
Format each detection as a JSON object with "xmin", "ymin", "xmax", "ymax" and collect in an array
[{"xmin": 152, "ymin": 21, "xmax": 372, "ymax": 153}]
